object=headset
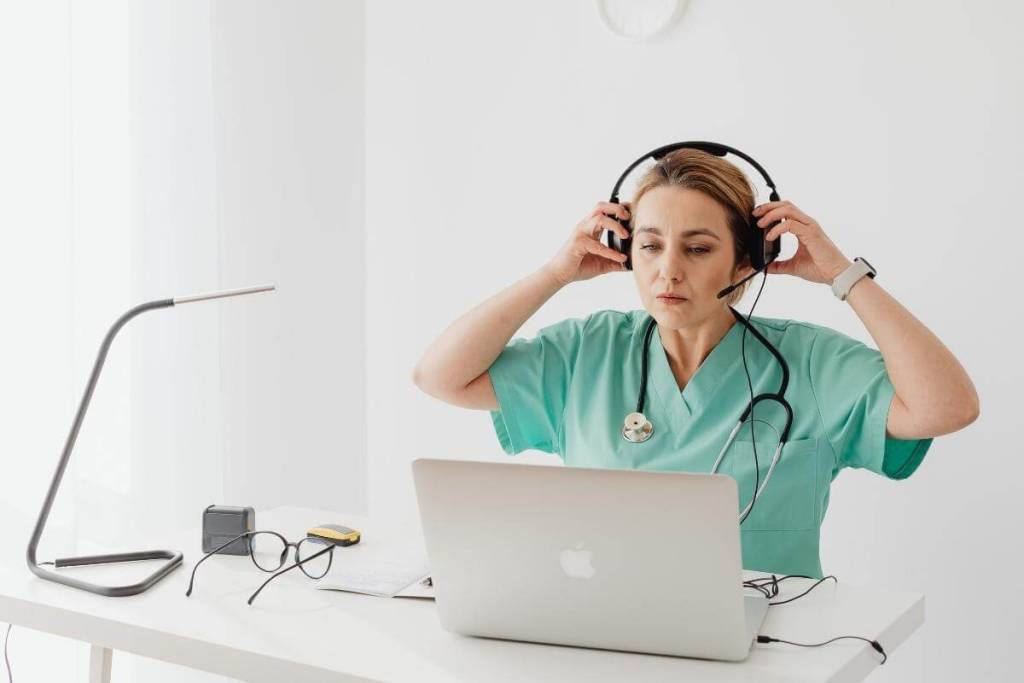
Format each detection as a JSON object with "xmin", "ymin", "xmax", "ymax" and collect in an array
[{"xmin": 602, "ymin": 140, "xmax": 782, "ymax": 297}]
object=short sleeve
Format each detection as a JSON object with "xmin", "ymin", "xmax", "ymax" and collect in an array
[
  {"xmin": 487, "ymin": 316, "xmax": 588, "ymax": 458},
  {"xmin": 808, "ymin": 327, "xmax": 933, "ymax": 480}
]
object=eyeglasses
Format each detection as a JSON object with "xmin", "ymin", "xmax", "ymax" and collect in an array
[{"xmin": 185, "ymin": 530, "xmax": 340, "ymax": 605}]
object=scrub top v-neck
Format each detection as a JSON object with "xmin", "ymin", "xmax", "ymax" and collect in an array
[{"xmin": 487, "ymin": 309, "xmax": 933, "ymax": 578}]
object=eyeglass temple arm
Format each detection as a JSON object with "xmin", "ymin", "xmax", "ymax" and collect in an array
[
  {"xmin": 246, "ymin": 544, "xmax": 333, "ymax": 606},
  {"xmin": 185, "ymin": 530, "xmax": 262, "ymax": 597}
]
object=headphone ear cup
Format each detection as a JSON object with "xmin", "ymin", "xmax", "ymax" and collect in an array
[
  {"xmin": 606, "ymin": 217, "xmax": 633, "ymax": 271},
  {"xmin": 748, "ymin": 216, "xmax": 782, "ymax": 271}
]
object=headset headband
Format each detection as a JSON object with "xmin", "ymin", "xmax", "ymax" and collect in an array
[{"xmin": 608, "ymin": 140, "xmax": 780, "ymax": 205}]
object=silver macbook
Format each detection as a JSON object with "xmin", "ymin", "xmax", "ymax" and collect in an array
[{"xmin": 411, "ymin": 458, "xmax": 768, "ymax": 661}]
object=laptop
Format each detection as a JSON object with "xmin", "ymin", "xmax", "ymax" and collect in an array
[{"xmin": 411, "ymin": 458, "xmax": 769, "ymax": 661}]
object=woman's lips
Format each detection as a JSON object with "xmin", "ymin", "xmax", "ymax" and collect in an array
[{"xmin": 657, "ymin": 295, "xmax": 688, "ymax": 304}]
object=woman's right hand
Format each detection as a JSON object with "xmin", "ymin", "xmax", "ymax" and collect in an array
[{"xmin": 543, "ymin": 201, "xmax": 632, "ymax": 287}]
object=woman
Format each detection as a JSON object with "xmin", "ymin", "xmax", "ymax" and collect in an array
[{"xmin": 412, "ymin": 148, "xmax": 979, "ymax": 578}]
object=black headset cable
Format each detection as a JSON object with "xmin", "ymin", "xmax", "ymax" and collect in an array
[{"xmin": 742, "ymin": 573, "xmax": 888, "ymax": 664}]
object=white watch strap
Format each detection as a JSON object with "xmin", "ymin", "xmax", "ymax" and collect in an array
[{"xmin": 831, "ymin": 258, "xmax": 875, "ymax": 301}]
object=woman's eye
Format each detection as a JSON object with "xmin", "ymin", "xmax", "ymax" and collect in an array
[{"xmin": 639, "ymin": 244, "xmax": 709, "ymax": 254}]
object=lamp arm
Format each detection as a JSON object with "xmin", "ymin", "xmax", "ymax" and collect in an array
[{"xmin": 26, "ymin": 298, "xmax": 173, "ymax": 570}]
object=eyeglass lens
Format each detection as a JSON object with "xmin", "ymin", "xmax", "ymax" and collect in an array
[
  {"xmin": 296, "ymin": 537, "xmax": 332, "ymax": 579},
  {"xmin": 249, "ymin": 531, "xmax": 288, "ymax": 572}
]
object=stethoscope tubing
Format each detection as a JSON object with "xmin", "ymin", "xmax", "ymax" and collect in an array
[
  {"xmin": 711, "ymin": 421, "xmax": 785, "ymax": 520},
  {"xmin": 624, "ymin": 309, "xmax": 794, "ymax": 519}
]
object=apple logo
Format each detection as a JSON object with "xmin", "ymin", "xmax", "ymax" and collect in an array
[{"xmin": 559, "ymin": 541, "xmax": 596, "ymax": 579}]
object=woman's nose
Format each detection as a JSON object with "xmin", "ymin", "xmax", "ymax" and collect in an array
[{"xmin": 657, "ymin": 250, "xmax": 685, "ymax": 282}]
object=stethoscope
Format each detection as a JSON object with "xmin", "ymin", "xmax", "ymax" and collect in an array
[{"xmin": 622, "ymin": 306, "xmax": 793, "ymax": 520}]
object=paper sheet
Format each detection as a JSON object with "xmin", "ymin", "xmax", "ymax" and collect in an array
[
  {"xmin": 318, "ymin": 564, "xmax": 431, "ymax": 598},
  {"xmin": 314, "ymin": 522, "xmax": 433, "ymax": 598}
]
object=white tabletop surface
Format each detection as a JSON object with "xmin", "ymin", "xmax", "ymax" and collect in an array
[{"xmin": 0, "ymin": 505, "xmax": 923, "ymax": 683}]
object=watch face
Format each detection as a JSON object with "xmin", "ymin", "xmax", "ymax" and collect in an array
[{"xmin": 857, "ymin": 256, "xmax": 877, "ymax": 276}]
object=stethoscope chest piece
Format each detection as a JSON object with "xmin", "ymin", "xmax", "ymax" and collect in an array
[{"xmin": 622, "ymin": 411, "xmax": 654, "ymax": 443}]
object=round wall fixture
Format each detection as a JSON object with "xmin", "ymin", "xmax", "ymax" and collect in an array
[{"xmin": 596, "ymin": 0, "xmax": 687, "ymax": 42}]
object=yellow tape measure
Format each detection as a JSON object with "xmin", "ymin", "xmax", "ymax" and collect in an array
[{"xmin": 306, "ymin": 524, "xmax": 361, "ymax": 546}]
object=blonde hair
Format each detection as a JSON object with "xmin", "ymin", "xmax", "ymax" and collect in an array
[{"xmin": 630, "ymin": 148, "xmax": 757, "ymax": 306}]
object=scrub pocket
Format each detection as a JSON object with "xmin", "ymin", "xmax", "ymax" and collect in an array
[{"xmin": 719, "ymin": 437, "xmax": 819, "ymax": 531}]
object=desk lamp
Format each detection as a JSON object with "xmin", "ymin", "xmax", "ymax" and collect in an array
[{"xmin": 26, "ymin": 283, "xmax": 276, "ymax": 597}]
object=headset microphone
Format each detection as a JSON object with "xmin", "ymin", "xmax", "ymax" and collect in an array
[{"xmin": 717, "ymin": 267, "xmax": 765, "ymax": 300}]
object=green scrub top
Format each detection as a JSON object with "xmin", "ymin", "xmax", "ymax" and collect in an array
[{"xmin": 487, "ymin": 309, "xmax": 933, "ymax": 578}]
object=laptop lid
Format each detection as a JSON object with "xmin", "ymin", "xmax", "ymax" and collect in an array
[{"xmin": 412, "ymin": 458, "xmax": 754, "ymax": 661}]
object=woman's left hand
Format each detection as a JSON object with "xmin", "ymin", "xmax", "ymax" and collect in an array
[{"xmin": 753, "ymin": 200, "xmax": 853, "ymax": 284}]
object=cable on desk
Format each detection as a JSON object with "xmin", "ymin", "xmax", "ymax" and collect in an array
[
  {"xmin": 757, "ymin": 634, "xmax": 887, "ymax": 665},
  {"xmin": 742, "ymin": 573, "xmax": 838, "ymax": 605},
  {"xmin": 744, "ymin": 574, "xmax": 888, "ymax": 665},
  {"xmin": 3, "ymin": 623, "xmax": 12, "ymax": 683}
]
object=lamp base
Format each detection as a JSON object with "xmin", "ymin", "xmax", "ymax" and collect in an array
[{"xmin": 29, "ymin": 549, "xmax": 183, "ymax": 597}]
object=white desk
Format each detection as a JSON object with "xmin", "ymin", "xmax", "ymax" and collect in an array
[{"xmin": 0, "ymin": 505, "xmax": 923, "ymax": 683}]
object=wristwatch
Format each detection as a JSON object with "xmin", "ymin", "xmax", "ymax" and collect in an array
[{"xmin": 831, "ymin": 257, "xmax": 877, "ymax": 301}]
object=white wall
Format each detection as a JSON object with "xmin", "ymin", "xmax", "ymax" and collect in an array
[
  {"xmin": 0, "ymin": 2, "xmax": 73, "ymax": 523},
  {"xmin": 210, "ymin": 0, "xmax": 367, "ymax": 516},
  {"xmin": 1, "ymin": 1, "xmax": 364, "ymax": 681},
  {"xmin": 367, "ymin": 1, "xmax": 1023, "ymax": 681},
  {"xmin": 61, "ymin": 0, "xmax": 365, "ymax": 557},
  {"xmin": 0, "ymin": 1, "xmax": 82, "ymax": 680}
]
